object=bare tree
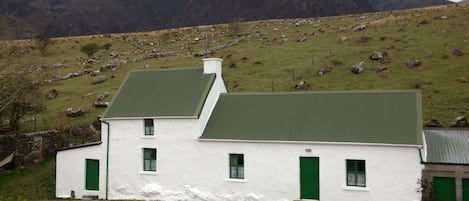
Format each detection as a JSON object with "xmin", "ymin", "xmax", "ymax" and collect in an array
[{"xmin": 0, "ymin": 68, "xmax": 44, "ymax": 132}]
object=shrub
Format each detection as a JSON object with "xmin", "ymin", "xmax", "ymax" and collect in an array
[
  {"xmin": 102, "ymin": 43, "xmax": 112, "ymax": 50},
  {"xmin": 80, "ymin": 43, "xmax": 100, "ymax": 57}
]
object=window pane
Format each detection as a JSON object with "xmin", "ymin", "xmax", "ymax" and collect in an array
[
  {"xmin": 229, "ymin": 154, "xmax": 244, "ymax": 179},
  {"xmin": 238, "ymin": 167, "xmax": 244, "ymax": 179},
  {"xmin": 347, "ymin": 173, "xmax": 356, "ymax": 186},
  {"xmin": 144, "ymin": 119, "xmax": 154, "ymax": 135},
  {"xmin": 357, "ymin": 173, "xmax": 366, "ymax": 186},
  {"xmin": 346, "ymin": 160, "xmax": 355, "ymax": 171},
  {"xmin": 357, "ymin": 161, "xmax": 365, "ymax": 172}
]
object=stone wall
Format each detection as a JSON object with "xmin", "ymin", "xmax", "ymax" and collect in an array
[
  {"xmin": 421, "ymin": 163, "xmax": 469, "ymax": 201},
  {"xmin": 0, "ymin": 130, "xmax": 67, "ymax": 168}
]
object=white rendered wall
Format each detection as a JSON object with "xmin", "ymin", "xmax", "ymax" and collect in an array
[
  {"xmin": 56, "ymin": 144, "xmax": 105, "ymax": 199},
  {"xmin": 105, "ymin": 118, "xmax": 423, "ymax": 201}
]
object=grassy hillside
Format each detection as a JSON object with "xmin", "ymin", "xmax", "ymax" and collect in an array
[
  {"xmin": 0, "ymin": 3, "xmax": 468, "ymax": 200},
  {"xmin": 1, "ymin": 3, "xmax": 469, "ymax": 131}
]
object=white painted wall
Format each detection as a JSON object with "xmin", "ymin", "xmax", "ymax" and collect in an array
[
  {"xmin": 56, "ymin": 144, "xmax": 105, "ymax": 199},
  {"xmin": 102, "ymin": 118, "xmax": 423, "ymax": 201}
]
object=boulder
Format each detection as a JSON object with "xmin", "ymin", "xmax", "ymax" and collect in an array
[
  {"xmin": 450, "ymin": 116, "xmax": 469, "ymax": 127},
  {"xmin": 424, "ymin": 119, "xmax": 442, "ymax": 127},
  {"xmin": 109, "ymin": 51, "xmax": 119, "ymax": 58},
  {"xmin": 406, "ymin": 59, "xmax": 422, "ymax": 68},
  {"xmin": 452, "ymin": 48, "xmax": 463, "ymax": 57},
  {"xmin": 351, "ymin": 61, "xmax": 365, "ymax": 74},
  {"xmin": 92, "ymin": 75, "xmax": 107, "ymax": 85},
  {"xmin": 93, "ymin": 101, "xmax": 109, "ymax": 108},
  {"xmin": 317, "ymin": 67, "xmax": 332, "ymax": 76},
  {"xmin": 297, "ymin": 36, "xmax": 307, "ymax": 42},
  {"xmin": 66, "ymin": 108, "xmax": 84, "ymax": 117},
  {"xmin": 294, "ymin": 80, "xmax": 309, "ymax": 90},
  {"xmin": 352, "ymin": 24, "xmax": 366, "ymax": 32},
  {"xmin": 369, "ymin": 51, "xmax": 387, "ymax": 60},
  {"xmin": 45, "ymin": 89, "xmax": 58, "ymax": 99}
]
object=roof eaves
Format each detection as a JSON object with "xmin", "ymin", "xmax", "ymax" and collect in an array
[{"xmin": 57, "ymin": 141, "xmax": 102, "ymax": 151}]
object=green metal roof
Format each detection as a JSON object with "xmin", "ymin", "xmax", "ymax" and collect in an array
[
  {"xmin": 201, "ymin": 90, "xmax": 422, "ymax": 145},
  {"xmin": 104, "ymin": 67, "xmax": 215, "ymax": 118},
  {"xmin": 424, "ymin": 128, "xmax": 469, "ymax": 164}
]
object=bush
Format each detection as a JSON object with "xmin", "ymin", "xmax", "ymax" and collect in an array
[
  {"xmin": 102, "ymin": 43, "xmax": 112, "ymax": 50},
  {"xmin": 80, "ymin": 43, "xmax": 100, "ymax": 57}
]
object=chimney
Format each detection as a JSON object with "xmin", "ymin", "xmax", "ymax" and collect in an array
[{"xmin": 203, "ymin": 58, "xmax": 222, "ymax": 78}]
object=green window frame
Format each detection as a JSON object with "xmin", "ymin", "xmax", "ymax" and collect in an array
[
  {"xmin": 229, "ymin": 154, "xmax": 244, "ymax": 179},
  {"xmin": 346, "ymin": 159, "xmax": 366, "ymax": 187},
  {"xmin": 144, "ymin": 119, "xmax": 154, "ymax": 136},
  {"xmin": 143, "ymin": 148, "xmax": 157, "ymax": 172}
]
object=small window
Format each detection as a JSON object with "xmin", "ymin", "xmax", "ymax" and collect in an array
[
  {"xmin": 144, "ymin": 119, "xmax": 154, "ymax": 136},
  {"xmin": 143, "ymin": 148, "xmax": 157, "ymax": 172},
  {"xmin": 229, "ymin": 154, "xmax": 244, "ymax": 179},
  {"xmin": 346, "ymin": 159, "xmax": 366, "ymax": 187}
]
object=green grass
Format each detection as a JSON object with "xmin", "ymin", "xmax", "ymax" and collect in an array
[
  {"xmin": 0, "ymin": 157, "xmax": 55, "ymax": 200},
  {"xmin": 1, "ymin": 3, "xmax": 467, "ymax": 131},
  {"xmin": 0, "ymin": 3, "xmax": 469, "ymax": 200}
]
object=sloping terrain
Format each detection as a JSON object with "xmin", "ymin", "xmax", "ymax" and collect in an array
[{"xmin": 0, "ymin": 3, "xmax": 468, "ymax": 200}]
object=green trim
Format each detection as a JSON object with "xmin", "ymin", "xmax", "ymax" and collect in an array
[
  {"xmin": 101, "ymin": 120, "xmax": 110, "ymax": 200},
  {"xmin": 346, "ymin": 159, "xmax": 366, "ymax": 187},
  {"xmin": 85, "ymin": 159, "xmax": 99, "ymax": 191}
]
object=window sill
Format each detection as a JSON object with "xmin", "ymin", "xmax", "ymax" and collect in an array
[
  {"xmin": 226, "ymin": 178, "xmax": 246, "ymax": 183},
  {"xmin": 140, "ymin": 171, "xmax": 158, "ymax": 175},
  {"xmin": 342, "ymin": 186, "xmax": 370, "ymax": 191},
  {"xmin": 141, "ymin": 136, "xmax": 155, "ymax": 139}
]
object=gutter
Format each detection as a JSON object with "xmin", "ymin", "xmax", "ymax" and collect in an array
[{"xmin": 101, "ymin": 119, "xmax": 111, "ymax": 200}]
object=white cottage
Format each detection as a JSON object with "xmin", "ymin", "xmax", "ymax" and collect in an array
[{"xmin": 56, "ymin": 58, "xmax": 423, "ymax": 201}]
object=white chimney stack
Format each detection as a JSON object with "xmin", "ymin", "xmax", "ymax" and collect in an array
[{"xmin": 203, "ymin": 58, "xmax": 223, "ymax": 78}]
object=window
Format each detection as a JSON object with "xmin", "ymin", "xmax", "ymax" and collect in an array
[
  {"xmin": 346, "ymin": 159, "xmax": 366, "ymax": 187},
  {"xmin": 144, "ymin": 119, "xmax": 154, "ymax": 136},
  {"xmin": 143, "ymin": 148, "xmax": 157, "ymax": 172},
  {"xmin": 229, "ymin": 154, "xmax": 244, "ymax": 179}
]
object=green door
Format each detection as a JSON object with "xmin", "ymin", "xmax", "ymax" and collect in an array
[
  {"xmin": 463, "ymin": 178, "xmax": 469, "ymax": 201},
  {"xmin": 433, "ymin": 177, "xmax": 456, "ymax": 201},
  {"xmin": 300, "ymin": 157, "xmax": 319, "ymax": 200},
  {"xmin": 85, "ymin": 159, "xmax": 99, "ymax": 191}
]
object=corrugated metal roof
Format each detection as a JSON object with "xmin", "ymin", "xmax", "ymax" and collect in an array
[
  {"xmin": 104, "ymin": 67, "xmax": 215, "ymax": 118},
  {"xmin": 201, "ymin": 90, "xmax": 422, "ymax": 145},
  {"xmin": 424, "ymin": 128, "xmax": 469, "ymax": 164}
]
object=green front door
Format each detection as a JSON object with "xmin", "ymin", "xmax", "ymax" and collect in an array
[
  {"xmin": 433, "ymin": 177, "xmax": 456, "ymax": 201},
  {"xmin": 463, "ymin": 178, "xmax": 469, "ymax": 201},
  {"xmin": 85, "ymin": 159, "xmax": 99, "ymax": 191},
  {"xmin": 300, "ymin": 157, "xmax": 319, "ymax": 200}
]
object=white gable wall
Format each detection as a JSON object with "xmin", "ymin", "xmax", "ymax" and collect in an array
[{"xmin": 56, "ymin": 144, "xmax": 105, "ymax": 199}]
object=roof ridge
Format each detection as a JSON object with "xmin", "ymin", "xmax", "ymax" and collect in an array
[
  {"xmin": 221, "ymin": 90, "xmax": 420, "ymax": 96},
  {"xmin": 130, "ymin": 66, "xmax": 203, "ymax": 73}
]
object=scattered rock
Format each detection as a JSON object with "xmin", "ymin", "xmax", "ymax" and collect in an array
[
  {"xmin": 66, "ymin": 108, "xmax": 85, "ymax": 117},
  {"xmin": 340, "ymin": 36, "xmax": 347, "ymax": 43},
  {"xmin": 93, "ymin": 101, "xmax": 109, "ymax": 108},
  {"xmin": 437, "ymin": 15, "xmax": 448, "ymax": 20},
  {"xmin": 316, "ymin": 67, "xmax": 332, "ymax": 76},
  {"xmin": 424, "ymin": 119, "xmax": 442, "ymax": 127},
  {"xmin": 450, "ymin": 116, "xmax": 469, "ymax": 127},
  {"xmin": 294, "ymin": 80, "xmax": 309, "ymax": 90},
  {"xmin": 92, "ymin": 75, "xmax": 107, "ymax": 85},
  {"xmin": 194, "ymin": 37, "xmax": 200, "ymax": 41},
  {"xmin": 87, "ymin": 58, "xmax": 97, "ymax": 64},
  {"xmin": 376, "ymin": 65, "xmax": 388, "ymax": 72},
  {"xmin": 456, "ymin": 77, "xmax": 467, "ymax": 83},
  {"xmin": 351, "ymin": 61, "xmax": 365, "ymax": 74},
  {"xmin": 45, "ymin": 89, "xmax": 58, "ymax": 99},
  {"xmin": 297, "ymin": 36, "xmax": 307, "ymax": 42},
  {"xmin": 352, "ymin": 24, "xmax": 366, "ymax": 32},
  {"xmin": 51, "ymin": 63, "xmax": 67, "ymax": 68},
  {"xmin": 452, "ymin": 48, "xmax": 463, "ymax": 56},
  {"xmin": 97, "ymin": 92, "xmax": 111, "ymax": 101},
  {"xmin": 109, "ymin": 51, "xmax": 119, "ymax": 58},
  {"xmin": 369, "ymin": 51, "xmax": 387, "ymax": 60},
  {"xmin": 406, "ymin": 59, "xmax": 422, "ymax": 68}
]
